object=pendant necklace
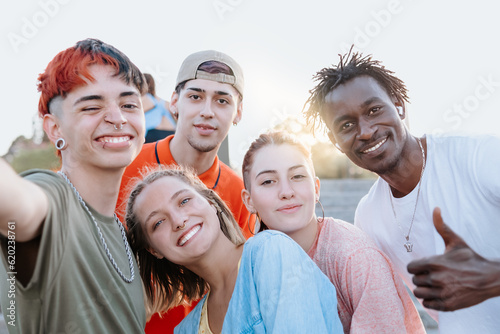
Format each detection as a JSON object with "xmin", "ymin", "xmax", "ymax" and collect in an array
[
  {"xmin": 388, "ymin": 138, "xmax": 426, "ymax": 253},
  {"xmin": 58, "ymin": 171, "xmax": 135, "ymax": 283}
]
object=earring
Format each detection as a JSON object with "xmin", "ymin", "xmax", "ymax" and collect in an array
[
  {"xmin": 316, "ymin": 199, "xmax": 325, "ymax": 222},
  {"xmin": 233, "ymin": 121, "xmax": 238, "ymax": 126},
  {"xmin": 55, "ymin": 138, "xmax": 66, "ymax": 151},
  {"xmin": 247, "ymin": 212, "xmax": 257, "ymax": 236},
  {"xmin": 397, "ymin": 106, "xmax": 404, "ymax": 116}
]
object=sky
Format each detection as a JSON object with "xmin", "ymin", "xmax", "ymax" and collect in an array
[{"xmin": 1, "ymin": 0, "xmax": 499, "ymax": 169}]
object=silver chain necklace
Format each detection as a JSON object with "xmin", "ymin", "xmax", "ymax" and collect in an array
[
  {"xmin": 388, "ymin": 138, "xmax": 426, "ymax": 253},
  {"xmin": 58, "ymin": 171, "xmax": 135, "ymax": 283}
]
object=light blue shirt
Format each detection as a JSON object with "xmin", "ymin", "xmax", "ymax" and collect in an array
[{"xmin": 175, "ymin": 230, "xmax": 343, "ymax": 333}]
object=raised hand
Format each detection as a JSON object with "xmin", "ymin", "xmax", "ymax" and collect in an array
[{"xmin": 407, "ymin": 207, "xmax": 500, "ymax": 311}]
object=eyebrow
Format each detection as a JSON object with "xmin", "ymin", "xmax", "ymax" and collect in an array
[
  {"xmin": 186, "ymin": 87, "xmax": 233, "ymax": 98},
  {"xmin": 171, "ymin": 188, "xmax": 189, "ymax": 201},
  {"xmin": 361, "ymin": 97, "xmax": 384, "ymax": 107},
  {"xmin": 120, "ymin": 91, "xmax": 140, "ymax": 98},
  {"xmin": 73, "ymin": 91, "xmax": 139, "ymax": 106},
  {"xmin": 255, "ymin": 165, "xmax": 305, "ymax": 178},
  {"xmin": 73, "ymin": 94, "xmax": 103, "ymax": 106}
]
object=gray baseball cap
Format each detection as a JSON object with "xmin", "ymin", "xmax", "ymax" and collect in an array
[{"xmin": 175, "ymin": 50, "xmax": 244, "ymax": 97}]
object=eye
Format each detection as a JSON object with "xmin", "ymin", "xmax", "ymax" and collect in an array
[
  {"xmin": 217, "ymin": 98, "xmax": 229, "ymax": 104},
  {"xmin": 260, "ymin": 179, "xmax": 274, "ymax": 186},
  {"xmin": 122, "ymin": 103, "xmax": 139, "ymax": 110},
  {"xmin": 340, "ymin": 121, "xmax": 354, "ymax": 131},
  {"xmin": 189, "ymin": 94, "xmax": 201, "ymax": 101},
  {"xmin": 180, "ymin": 197, "xmax": 190, "ymax": 206},
  {"xmin": 368, "ymin": 106, "xmax": 381, "ymax": 115},
  {"xmin": 81, "ymin": 106, "xmax": 101, "ymax": 113},
  {"xmin": 153, "ymin": 219, "xmax": 164, "ymax": 230},
  {"xmin": 292, "ymin": 174, "xmax": 306, "ymax": 180}
]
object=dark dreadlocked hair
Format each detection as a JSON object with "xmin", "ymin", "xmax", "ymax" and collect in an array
[{"xmin": 303, "ymin": 47, "xmax": 410, "ymax": 133}]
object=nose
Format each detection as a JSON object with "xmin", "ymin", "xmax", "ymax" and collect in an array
[
  {"xmin": 356, "ymin": 117, "xmax": 376, "ymax": 140},
  {"xmin": 279, "ymin": 180, "xmax": 295, "ymax": 200},
  {"xmin": 199, "ymin": 101, "xmax": 215, "ymax": 119},
  {"xmin": 104, "ymin": 104, "xmax": 127, "ymax": 128},
  {"xmin": 171, "ymin": 212, "xmax": 188, "ymax": 232}
]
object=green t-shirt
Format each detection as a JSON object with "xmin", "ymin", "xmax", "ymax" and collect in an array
[{"xmin": 0, "ymin": 170, "xmax": 145, "ymax": 333}]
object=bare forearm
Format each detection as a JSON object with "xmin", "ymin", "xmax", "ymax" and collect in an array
[{"xmin": 0, "ymin": 159, "xmax": 47, "ymax": 241}]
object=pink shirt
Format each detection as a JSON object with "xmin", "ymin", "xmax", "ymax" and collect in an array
[{"xmin": 307, "ymin": 218, "xmax": 425, "ymax": 333}]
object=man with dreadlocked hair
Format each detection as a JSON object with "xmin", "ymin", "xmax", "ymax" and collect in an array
[{"xmin": 303, "ymin": 48, "xmax": 500, "ymax": 334}]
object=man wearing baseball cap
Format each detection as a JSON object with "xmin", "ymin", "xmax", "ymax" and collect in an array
[{"xmin": 117, "ymin": 50, "xmax": 252, "ymax": 333}]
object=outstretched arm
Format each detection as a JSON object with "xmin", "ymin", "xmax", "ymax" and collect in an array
[
  {"xmin": 0, "ymin": 159, "xmax": 48, "ymax": 242},
  {"xmin": 407, "ymin": 207, "xmax": 500, "ymax": 311}
]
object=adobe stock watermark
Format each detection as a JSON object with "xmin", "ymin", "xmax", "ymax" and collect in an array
[
  {"xmin": 339, "ymin": 0, "xmax": 404, "ymax": 54},
  {"xmin": 213, "ymin": 0, "xmax": 243, "ymax": 21},
  {"xmin": 433, "ymin": 74, "xmax": 500, "ymax": 135},
  {"xmin": 5, "ymin": 222, "xmax": 16, "ymax": 328},
  {"xmin": 142, "ymin": 64, "xmax": 171, "ymax": 86},
  {"xmin": 7, "ymin": 0, "xmax": 72, "ymax": 54}
]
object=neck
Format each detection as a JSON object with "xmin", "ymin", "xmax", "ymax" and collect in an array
[
  {"xmin": 286, "ymin": 216, "xmax": 319, "ymax": 252},
  {"xmin": 380, "ymin": 136, "xmax": 426, "ymax": 198},
  {"xmin": 188, "ymin": 235, "xmax": 243, "ymax": 293},
  {"xmin": 169, "ymin": 135, "xmax": 219, "ymax": 175},
  {"xmin": 60, "ymin": 165, "xmax": 123, "ymax": 217}
]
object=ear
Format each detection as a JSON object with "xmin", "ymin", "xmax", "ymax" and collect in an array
[
  {"xmin": 147, "ymin": 247, "xmax": 164, "ymax": 260},
  {"xmin": 394, "ymin": 100, "xmax": 406, "ymax": 120},
  {"xmin": 241, "ymin": 189, "xmax": 256, "ymax": 214},
  {"xmin": 314, "ymin": 177, "xmax": 321, "ymax": 202},
  {"xmin": 233, "ymin": 101, "xmax": 243, "ymax": 125},
  {"xmin": 43, "ymin": 114, "xmax": 63, "ymax": 145},
  {"xmin": 170, "ymin": 91, "xmax": 179, "ymax": 116}
]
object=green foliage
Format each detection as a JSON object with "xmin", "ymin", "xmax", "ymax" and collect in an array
[{"xmin": 9, "ymin": 145, "xmax": 60, "ymax": 173}]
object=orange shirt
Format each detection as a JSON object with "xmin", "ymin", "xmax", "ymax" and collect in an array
[{"xmin": 117, "ymin": 135, "xmax": 253, "ymax": 334}]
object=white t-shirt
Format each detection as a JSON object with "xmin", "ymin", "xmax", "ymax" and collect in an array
[{"xmin": 355, "ymin": 134, "xmax": 500, "ymax": 334}]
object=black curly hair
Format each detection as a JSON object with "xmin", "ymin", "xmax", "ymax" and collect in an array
[{"xmin": 303, "ymin": 47, "xmax": 410, "ymax": 133}]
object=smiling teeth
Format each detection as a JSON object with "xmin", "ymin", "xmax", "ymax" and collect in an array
[
  {"xmin": 100, "ymin": 136, "xmax": 129, "ymax": 143},
  {"xmin": 363, "ymin": 138, "xmax": 387, "ymax": 153},
  {"xmin": 178, "ymin": 225, "xmax": 201, "ymax": 246}
]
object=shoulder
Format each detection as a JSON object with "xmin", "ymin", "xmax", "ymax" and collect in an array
[
  {"xmin": 244, "ymin": 230, "xmax": 303, "ymax": 261},
  {"xmin": 356, "ymin": 178, "xmax": 385, "ymax": 213},
  {"xmin": 216, "ymin": 161, "xmax": 245, "ymax": 198},
  {"xmin": 428, "ymin": 133, "xmax": 499, "ymax": 155},
  {"xmin": 246, "ymin": 230, "xmax": 293, "ymax": 247},
  {"xmin": 21, "ymin": 169, "xmax": 68, "ymax": 195},
  {"xmin": 175, "ymin": 295, "xmax": 206, "ymax": 333},
  {"xmin": 427, "ymin": 133, "xmax": 500, "ymax": 175},
  {"xmin": 318, "ymin": 218, "xmax": 380, "ymax": 257},
  {"xmin": 219, "ymin": 161, "xmax": 243, "ymax": 182}
]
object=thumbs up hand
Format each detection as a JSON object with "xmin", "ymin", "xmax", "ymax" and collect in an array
[{"xmin": 407, "ymin": 207, "xmax": 500, "ymax": 311}]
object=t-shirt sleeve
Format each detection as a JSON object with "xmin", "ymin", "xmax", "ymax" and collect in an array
[
  {"xmin": 473, "ymin": 135, "xmax": 500, "ymax": 203},
  {"xmin": 20, "ymin": 170, "xmax": 71, "ymax": 290},
  {"xmin": 251, "ymin": 232, "xmax": 342, "ymax": 333}
]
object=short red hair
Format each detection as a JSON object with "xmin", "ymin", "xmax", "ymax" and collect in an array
[{"xmin": 37, "ymin": 38, "xmax": 146, "ymax": 117}]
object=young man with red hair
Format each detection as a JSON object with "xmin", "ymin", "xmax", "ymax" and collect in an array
[{"xmin": 0, "ymin": 38, "xmax": 147, "ymax": 333}]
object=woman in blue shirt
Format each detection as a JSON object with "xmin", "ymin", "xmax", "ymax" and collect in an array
[{"xmin": 126, "ymin": 166, "xmax": 343, "ymax": 333}]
